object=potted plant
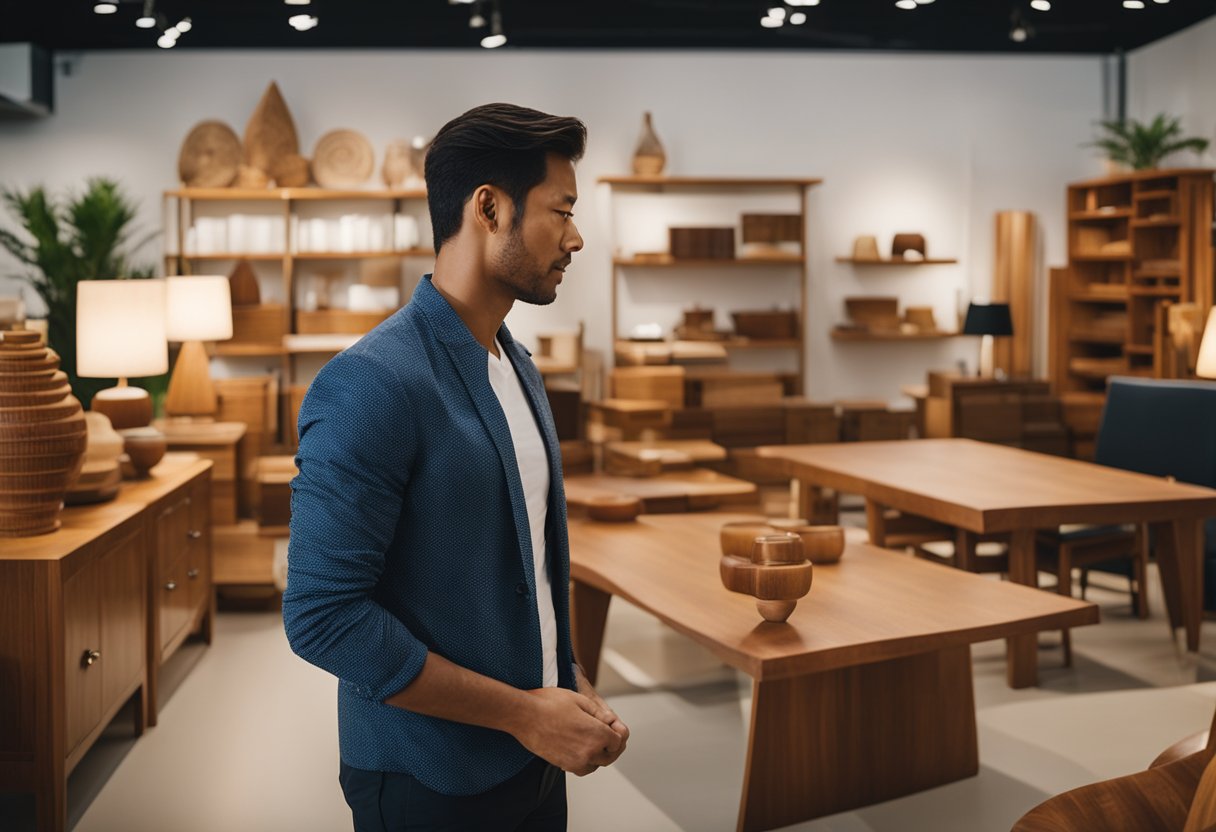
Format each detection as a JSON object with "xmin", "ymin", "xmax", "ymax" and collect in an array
[
  {"xmin": 1088, "ymin": 114, "xmax": 1210, "ymax": 171},
  {"xmin": 0, "ymin": 178, "xmax": 162, "ymax": 408}
]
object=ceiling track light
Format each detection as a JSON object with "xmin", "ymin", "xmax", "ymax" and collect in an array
[
  {"xmin": 786, "ymin": 0, "xmax": 820, "ymax": 6},
  {"xmin": 894, "ymin": 0, "xmax": 918, "ymax": 9},
  {"xmin": 469, "ymin": 0, "xmax": 487, "ymax": 28},
  {"xmin": 289, "ymin": 13, "xmax": 319, "ymax": 30},
  {"xmin": 284, "ymin": 0, "xmax": 312, "ymax": 5},
  {"xmin": 1030, "ymin": 0, "xmax": 1051, "ymax": 9},
  {"xmin": 1009, "ymin": 8, "xmax": 1033, "ymax": 41},
  {"xmin": 1122, "ymin": 0, "xmax": 1146, "ymax": 7},
  {"xmin": 93, "ymin": 2, "xmax": 118, "ymax": 13},
  {"xmin": 480, "ymin": 6, "xmax": 506, "ymax": 47},
  {"xmin": 136, "ymin": 0, "xmax": 156, "ymax": 28},
  {"xmin": 789, "ymin": 11, "xmax": 807, "ymax": 24}
]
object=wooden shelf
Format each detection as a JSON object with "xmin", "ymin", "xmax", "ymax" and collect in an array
[
  {"xmin": 165, "ymin": 187, "xmax": 427, "ymax": 201},
  {"xmin": 1134, "ymin": 189, "xmax": 1181, "ymax": 200},
  {"xmin": 1068, "ymin": 168, "xmax": 1214, "ymax": 188},
  {"xmin": 1068, "ymin": 289, "xmax": 1128, "ymax": 303},
  {"xmin": 1069, "ymin": 330, "xmax": 1125, "ymax": 345},
  {"xmin": 613, "ymin": 254, "xmax": 802, "ymax": 267},
  {"xmin": 293, "ymin": 248, "xmax": 433, "ymax": 260},
  {"xmin": 1128, "ymin": 286, "xmax": 1184, "ymax": 297},
  {"xmin": 172, "ymin": 252, "xmax": 286, "ymax": 261},
  {"xmin": 1071, "ymin": 252, "xmax": 1132, "ymax": 262},
  {"xmin": 598, "ymin": 175, "xmax": 821, "ymax": 190},
  {"xmin": 830, "ymin": 329, "xmax": 960, "ymax": 342},
  {"xmin": 1124, "ymin": 344, "xmax": 1155, "ymax": 355},
  {"xmin": 835, "ymin": 257, "xmax": 958, "ymax": 266},
  {"xmin": 214, "ymin": 342, "xmax": 286, "ymax": 357},
  {"xmin": 1069, "ymin": 208, "xmax": 1134, "ymax": 220},
  {"xmin": 721, "ymin": 338, "xmax": 801, "ymax": 350},
  {"xmin": 1131, "ymin": 217, "xmax": 1181, "ymax": 227}
]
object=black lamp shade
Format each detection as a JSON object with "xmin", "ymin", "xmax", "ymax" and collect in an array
[{"xmin": 963, "ymin": 303, "xmax": 1013, "ymax": 336}]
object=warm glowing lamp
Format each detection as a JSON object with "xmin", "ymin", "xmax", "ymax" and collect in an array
[
  {"xmin": 77, "ymin": 279, "xmax": 168, "ymax": 429},
  {"xmin": 962, "ymin": 302, "xmax": 1014, "ymax": 378},
  {"xmin": 1196, "ymin": 307, "xmax": 1216, "ymax": 380},
  {"xmin": 164, "ymin": 276, "xmax": 233, "ymax": 418}
]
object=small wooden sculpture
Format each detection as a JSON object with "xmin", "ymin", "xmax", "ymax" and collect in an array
[
  {"xmin": 312, "ymin": 129, "xmax": 375, "ymax": 189},
  {"xmin": 382, "ymin": 139, "xmax": 414, "ymax": 188},
  {"xmin": 119, "ymin": 427, "xmax": 167, "ymax": 479},
  {"xmin": 632, "ymin": 112, "xmax": 666, "ymax": 176},
  {"xmin": 852, "ymin": 235, "xmax": 881, "ymax": 261},
  {"xmin": 891, "ymin": 233, "xmax": 927, "ymax": 259},
  {"xmin": 585, "ymin": 494, "xmax": 642, "ymax": 522},
  {"xmin": 178, "ymin": 120, "xmax": 241, "ymax": 188},
  {"xmin": 228, "ymin": 259, "xmax": 261, "ymax": 306},
  {"xmin": 784, "ymin": 524, "xmax": 846, "ymax": 564},
  {"xmin": 243, "ymin": 81, "xmax": 300, "ymax": 180},
  {"xmin": 272, "ymin": 153, "xmax": 311, "ymax": 187},
  {"xmin": 719, "ymin": 531, "xmax": 813, "ymax": 623}
]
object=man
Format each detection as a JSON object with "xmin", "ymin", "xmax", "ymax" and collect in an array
[{"xmin": 283, "ymin": 103, "xmax": 628, "ymax": 831}]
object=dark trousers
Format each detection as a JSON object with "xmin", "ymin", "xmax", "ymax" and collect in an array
[{"xmin": 339, "ymin": 757, "xmax": 566, "ymax": 832}]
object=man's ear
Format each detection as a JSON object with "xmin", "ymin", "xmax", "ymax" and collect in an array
[{"xmin": 473, "ymin": 185, "xmax": 498, "ymax": 233}]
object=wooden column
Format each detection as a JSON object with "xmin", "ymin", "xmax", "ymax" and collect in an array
[
  {"xmin": 993, "ymin": 211, "xmax": 1037, "ymax": 379},
  {"xmin": 1005, "ymin": 528, "xmax": 1040, "ymax": 688}
]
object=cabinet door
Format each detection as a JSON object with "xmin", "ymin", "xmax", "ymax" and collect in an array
[
  {"xmin": 156, "ymin": 497, "xmax": 192, "ymax": 654},
  {"xmin": 63, "ymin": 562, "xmax": 101, "ymax": 757},
  {"xmin": 185, "ymin": 479, "xmax": 212, "ymax": 615},
  {"xmin": 99, "ymin": 529, "xmax": 145, "ymax": 709}
]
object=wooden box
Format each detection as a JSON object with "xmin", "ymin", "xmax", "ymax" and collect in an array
[
  {"xmin": 731, "ymin": 310, "xmax": 798, "ymax": 340},
  {"xmin": 741, "ymin": 214, "xmax": 803, "ymax": 244},
  {"xmin": 845, "ymin": 297, "xmax": 901, "ymax": 332},
  {"xmin": 711, "ymin": 406, "xmax": 785, "ymax": 448},
  {"xmin": 702, "ymin": 379, "xmax": 784, "ymax": 409},
  {"xmin": 611, "ymin": 366, "xmax": 685, "ymax": 409},
  {"xmin": 295, "ymin": 309, "xmax": 392, "ymax": 335},
  {"xmin": 855, "ymin": 410, "xmax": 915, "ymax": 441},
  {"xmin": 669, "ymin": 227, "xmax": 736, "ymax": 260},
  {"xmin": 231, "ymin": 303, "xmax": 287, "ymax": 344}
]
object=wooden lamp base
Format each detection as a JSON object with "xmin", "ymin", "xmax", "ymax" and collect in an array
[
  {"xmin": 91, "ymin": 382, "xmax": 152, "ymax": 430},
  {"xmin": 165, "ymin": 340, "xmax": 217, "ymax": 418}
]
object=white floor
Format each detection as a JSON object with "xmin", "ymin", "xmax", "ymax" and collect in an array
[{"xmin": 6, "ymin": 558, "xmax": 1216, "ymax": 832}]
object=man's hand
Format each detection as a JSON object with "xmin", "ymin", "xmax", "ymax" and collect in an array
[
  {"xmin": 574, "ymin": 663, "xmax": 630, "ymax": 766},
  {"xmin": 512, "ymin": 688, "xmax": 624, "ymax": 776}
]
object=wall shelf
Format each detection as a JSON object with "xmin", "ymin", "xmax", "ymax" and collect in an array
[
  {"xmin": 613, "ymin": 254, "xmax": 802, "ymax": 267},
  {"xmin": 830, "ymin": 329, "xmax": 959, "ymax": 342},
  {"xmin": 165, "ymin": 187, "xmax": 427, "ymax": 201},
  {"xmin": 597, "ymin": 175, "xmax": 822, "ymax": 190},
  {"xmin": 835, "ymin": 257, "xmax": 958, "ymax": 266}
]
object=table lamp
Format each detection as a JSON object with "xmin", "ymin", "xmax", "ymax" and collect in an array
[
  {"xmin": 962, "ymin": 302, "xmax": 1014, "ymax": 378},
  {"xmin": 164, "ymin": 275, "xmax": 233, "ymax": 418},
  {"xmin": 77, "ymin": 279, "xmax": 168, "ymax": 429},
  {"xmin": 1196, "ymin": 307, "xmax": 1216, "ymax": 379}
]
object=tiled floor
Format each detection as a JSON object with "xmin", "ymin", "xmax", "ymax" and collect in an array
[{"xmin": 5, "ymin": 555, "xmax": 1216, "ymax": 831}]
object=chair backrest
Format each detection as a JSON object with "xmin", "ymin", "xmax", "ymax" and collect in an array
[{"xmin": 1096, "ymin": 377, "xmax": 1216, "ymax": 489}]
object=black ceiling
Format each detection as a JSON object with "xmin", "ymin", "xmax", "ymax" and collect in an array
[{"xmin": 6, "ymin": 0, "xmax": 1216, "ymax": 54}]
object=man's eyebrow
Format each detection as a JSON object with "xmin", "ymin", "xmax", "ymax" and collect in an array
[{"xmin": 561, "ymin": 194, "xmax": 578, "ymax": 206}]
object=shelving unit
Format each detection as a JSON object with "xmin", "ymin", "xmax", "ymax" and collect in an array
[
  {"xmin": 830, "ymin": 329, "xmax": 960, "ymax": 342},
  {"xmin": 599, "ymin": 175, "xmax": 820, "ymax": 393},
  {"xmin": 1051, "ymin": 168, "xmax": 1214, "ymax": 394},
  {"xmin": 163, "ymin": 187, "xmax": 436, "ymax": 449},
  {"xmin": 1049, "ymin": 168, "xmax": 1215, "ymax": 456},
  {"xmin": 834, "ymin": 257, "xmax": 958, "ymax": 266}
]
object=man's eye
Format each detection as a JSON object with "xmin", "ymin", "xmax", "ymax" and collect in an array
[{"xmin": 557, "ymin": 210, "xmax": 574, "ymax": 219}]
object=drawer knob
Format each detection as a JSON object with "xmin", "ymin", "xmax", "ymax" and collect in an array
[
  {"xmin": 187, "ymin": 530, "xmax": 202, "ymax": 540},
  {"xmin": 82, "ymin": 649, "xmax": 101, "ymax": 668},
  {"xmin": 165, "ymin": 580, "xmax": 178, "ymax": 591},
  {"xmin": 187, "ymin": 568, "xmax": 200, "ymax": 579}
]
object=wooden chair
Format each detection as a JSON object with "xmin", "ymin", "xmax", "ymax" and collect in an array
[{"xmin": 1013, "ymin": 704, "xmax": 1216, "ymax": 832}]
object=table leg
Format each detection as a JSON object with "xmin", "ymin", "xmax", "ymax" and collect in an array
[
  {"xmin": 865, "ymin": 499, "xmax": 888, "ymax": 548},
  {"xmin": 796, "ymin": 481, "xmax": 839, "ymax": 525},
  {"xmin": 1150, "ymin": 518, "xmax": 1203, "ymax": 652},
  {"xmin": 1005, "ymin": 528, "xmax": 1039, "ymax": 689},
  {"xmin": 954, "ymin": 529, "xmax": 977, "ymax": 572},
  {"xmin": 571, "ymin": 580, "xmax": 611, "ymax": 687},
  {"xmin": 737, "ymin": 645, "xmax": 978, "ymax": 832}
]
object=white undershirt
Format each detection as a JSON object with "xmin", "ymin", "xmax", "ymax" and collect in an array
[{"xmin": 487, "ymin": 339, "xmax": 558, "ymax": 688}]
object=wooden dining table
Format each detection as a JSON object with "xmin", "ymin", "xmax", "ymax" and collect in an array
[
  {"xmin": 568, "ymin": 512, "xmax": 1097, "ymax": 832},
  {"xmin": 755, "ymin": 438, "xmax": 1216, "ymax": 688}
]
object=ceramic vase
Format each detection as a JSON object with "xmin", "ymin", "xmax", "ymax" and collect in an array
[{"xmin": 632, "ymin": 112, "xmax": 666, "ymax": 176}]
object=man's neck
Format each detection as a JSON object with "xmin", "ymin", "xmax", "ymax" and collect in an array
[{"xmin": 431, "ymin": 248, "xmax": 514, "ymax": 356}]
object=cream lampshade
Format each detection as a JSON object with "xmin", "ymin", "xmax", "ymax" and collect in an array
[
  {"xmin": 77, "ymin": 279, "xmax": 169, "ymax": 429},
  {"xmin": 164, "ymin": 276, "xmax": 233, "ymax": 418},
  {"xmin": 1196, "ymin": 307, "xmax": 1216, "ymax": 379}
]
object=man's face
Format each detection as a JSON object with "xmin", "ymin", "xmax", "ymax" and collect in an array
[{"xmin": 490, "ymin": 154, "xmax": 584, "ymax": 306}]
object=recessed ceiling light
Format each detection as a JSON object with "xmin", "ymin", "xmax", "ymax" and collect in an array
[
  {"xmin": 1031, "ymin": 0, "xmax": 1051, "ymax": 9},
  {"xmin": 790, "ymin": 11, "xmax": 807, "ymax": 24},
  {"xmin": 895, "ymin": 0, "xmax": 918, "ymax": 9},
  {"xmin": 93, "ymin": 2, "xmax": 118, "ymax": 13},
  {"xmin": 288, "ymin": 13, "xmax": 318, "ymax": 30},
  {"xmin": 1122, "ymin": 0, "xmax": 1145, "ymax": 7},
  {"xmin": 760, "ymin": 15, "xmax": 783, "ymax": 27}
]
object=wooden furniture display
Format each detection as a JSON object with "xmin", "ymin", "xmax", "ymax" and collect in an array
[
  {"xmin": 912, "ymin": 372, "xmax": 1068, "ymax": 454},
  {"xmin": 0, "ymin": 454, "xmax": 212, "ymax": 832},
  {"xmin": 564, "ymin": 469, "xmax": 756, "ymax": 514},
  {"xmin": 568, "ymin": 512, "xmax": 1096, "ymax": 832},
  {"xmin": 599, "ymin": 176, "xmax": 820, "ymax": 394},
  {"xmin": 1050, "ymin": 169, "xmax": 1215, "ymax": 452},
  {"xmin": 993, "ymin": 211, "xmax": 1038, "ymax": 379},
  {"xmin": 755, "ymin": 438, "xmax": 1216, "ymax": 688},
  {"xmin": 163, "ymin": 187, "xmax": 434, "ymax": 448},
  {"xmin": 154, "ymin": 420, "xmax": 246, "ymax": 526}
]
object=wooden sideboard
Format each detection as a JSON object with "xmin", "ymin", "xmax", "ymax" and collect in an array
[{"xmin": 0, "ymin": 454, "xmax": 212, "ymax": 832}]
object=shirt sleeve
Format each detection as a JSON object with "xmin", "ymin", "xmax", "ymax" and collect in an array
[{"xmin": 282, "ymin": 349, "xmax": 427, "ymax": 702}]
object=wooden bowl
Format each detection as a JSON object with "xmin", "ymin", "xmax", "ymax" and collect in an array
[
  {"xmin": 585, "ymin": 495, "xmax": 642, "ymax": 522},
  {"xmin": 787, "ymin": 525, "xmax": 846, "ymax": 564},
  {"xmin": 120, "ymin": 428, "xmax": 167, "ymax": 478},
  {"xmin": 720, "ymin": 521, "xmax": 777, "ymax": 558}
]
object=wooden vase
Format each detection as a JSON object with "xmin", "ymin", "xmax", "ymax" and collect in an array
[
  {"xmin": 632, "ymin": 112, "xmax": 666, "ymax": 176},
  {"xmin": 0, "ymin": 331, "xmax": 87, "ymax": 536}
]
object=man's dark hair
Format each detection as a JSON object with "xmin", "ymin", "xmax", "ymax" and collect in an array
[{"xmin": 425, "ymin": 103, "xmax": 587, "ymax": 252}]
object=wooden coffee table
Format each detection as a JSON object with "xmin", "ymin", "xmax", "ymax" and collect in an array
[
  {"xmin": 569, "ymin": 512, "xmax": 1097, "ymax": 832},
  {"xmin": 756, "ymin": 438, "xmax": 1216, "ymax": 688}
]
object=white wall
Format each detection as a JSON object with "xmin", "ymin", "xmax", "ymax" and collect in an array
[
  {"xmin": 0, "ymin": 49, "xmax": 1106, "ymax": 403},
  {"xmin": 1128, "ymin": 14, "xmax": 1216, "ymax": 166}
]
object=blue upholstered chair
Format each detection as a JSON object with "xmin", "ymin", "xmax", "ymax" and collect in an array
[{"xmin": 1039, "ymin": 376, "xmax": 1216, "ymax": 664}]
